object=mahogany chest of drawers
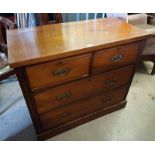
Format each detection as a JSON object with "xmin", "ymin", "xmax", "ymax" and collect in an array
[{"xmin": 7, "ymin": 18, "xmax": 150, "ymax": 140}]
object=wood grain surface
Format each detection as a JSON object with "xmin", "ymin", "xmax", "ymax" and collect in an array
[{"xmin": 7, "ymin": 18, "xmax": 150, "ymax": 68}]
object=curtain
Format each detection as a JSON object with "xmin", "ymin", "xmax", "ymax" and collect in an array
[
  {"xmin": 15, "ymin": 13, "xmax": 42, "ymax": 28},
  {"xmin": 15, "ymin": 13, "xmax": 106, "ymax": 28},
  {"xmin": 62, "ymin": 13, "xmax": 106, "ymax": 22}
]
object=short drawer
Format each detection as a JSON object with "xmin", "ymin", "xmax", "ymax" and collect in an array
[
  {"xmin": 26, "ymin": 54, "xmax": 90, "ymax": 90},
  {"xmin": 40, "ymin": 86, "xmax": 127, "ymax": 130},
  {"xmin": 34, "ymin": 65, "xmax": 133, "ymax": 114},
  {"xmin": 93, "ymin": 42, "xmax": 140, "ymax": 74}
]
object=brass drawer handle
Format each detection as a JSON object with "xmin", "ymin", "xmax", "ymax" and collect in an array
[
  {"xmin": 112, "ymin": 54, "xmax": 123, "ymax": 62},
  {"xmin": 105, "ymin": 78, "xmax": 117, "ymax": 85},
  {"xmin": 57, "ymin": 92, "xmax": 71, "ymax": 100},
  {"xmin": 60, "ymin": 112, "xmax": 70, "ymax": 118},
  {"xmin": 53, "ymin": 67, "xmax": 70, "ymax": 77},
  {"xmin": 102, "ymin": 98, "xmax": 111, "ymax": 103}
]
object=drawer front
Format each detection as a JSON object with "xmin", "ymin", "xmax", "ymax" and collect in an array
[
  {"xmin": 26, "ymin": 54, "xmax": 90, "ymax": 90},
  {"xmin": 40, "ymin": 86, "xmax": 127, "ymax": 130},
  {"xmin": 35, "ymin": 65, "xmax": 133, "ymax": 114},
  {"xmin": 93, "ymin": 42, "xmax": 140, "ymax": 73}
]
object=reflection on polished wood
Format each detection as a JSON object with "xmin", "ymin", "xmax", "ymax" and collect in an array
[{"xmin": 7, "ymin": 18, "xmax": 150, "ymax": 68}]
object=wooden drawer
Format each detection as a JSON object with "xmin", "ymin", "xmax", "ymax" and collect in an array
[
  {"xmin": 40, "ymin": 86, "xmax": 127, "ymax": 130},
  {"xmin": 26, "ymin": 54, "xmax": 90, "ymax": 90},
  {"xmin": 93, "ymin": 42, "xmax": 140, "ymax": 74},
  {"xmin": 34, "ymin": 65, "xmax": 134, "ymax": 114}
]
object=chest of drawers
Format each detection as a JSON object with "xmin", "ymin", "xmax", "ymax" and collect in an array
[{"xmin": 7, "ymin": 18, "xmax": 150, "ymax": 140}]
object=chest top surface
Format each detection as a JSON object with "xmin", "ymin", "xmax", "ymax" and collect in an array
[{"xmin": 7, "ymin": 18, "xmax": 150, "ymax": 68}]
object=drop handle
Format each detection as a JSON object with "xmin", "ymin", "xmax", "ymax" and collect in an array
[
  {"xmin": 112, "ymin": 54, "xmax": 123, "ymax": 62},
  {"xmin": 102, "ymin": 98, "xmax": 112, "ymax": 103},
  {"xmin": 105, "ymin": 78, "xmax": 117, "ymax": 85},
  {"xmin": 57, "ymin": 92, "xmax": 71, "ymax": 100},
  {"xmin": 53, "ymin": 67, "xmax": 70, "ymax": 77},
  {"xmin": 60, "ymin": 112, "xmax": 70, "ymax": 118}
]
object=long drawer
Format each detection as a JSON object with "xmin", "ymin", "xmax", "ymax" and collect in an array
[
  {"xmin": 93, "ymin": 42, "xmax": 140, "ymax": 73},
  {"xmin": 34, "ymin": 65, "xmax": 134, "ymax": 114},
  {"xmin": 26, "ymin": 54, "xmax": 90, "ymax": 90},
  {"xmin": 40, "ymin": 86, "xmax": 127, "ymax": 131}
]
